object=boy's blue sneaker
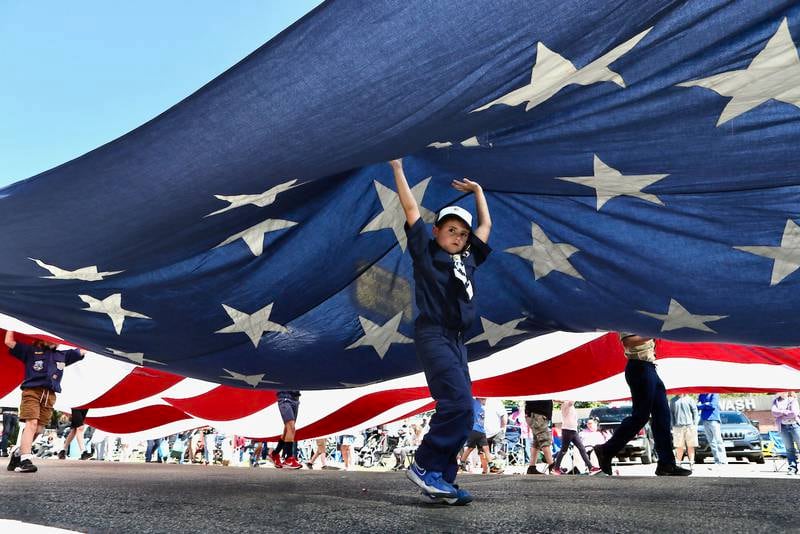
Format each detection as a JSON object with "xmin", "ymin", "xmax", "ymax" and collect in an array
[
  {"xmin": 406, "ymin": 462, "xmax": 457, "ymax": 497},
  {"xmin": 421, "ymin": 485, "xmax": 473, "ymax": 506}
]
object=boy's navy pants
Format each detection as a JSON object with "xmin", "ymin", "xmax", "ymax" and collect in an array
[
  {"xmin": 413, "ymin": 324, "xmax": 474, "ymax": 483},
  {"xmin": 601, "ymin": 359, "xmax": 675, "ymax": 466}
]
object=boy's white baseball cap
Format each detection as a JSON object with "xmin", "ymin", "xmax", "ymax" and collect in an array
[{"xmin": 437, "ymin": 205, "xmax": 472, "ymax": 228}]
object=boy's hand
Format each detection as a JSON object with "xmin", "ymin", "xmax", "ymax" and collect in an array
[{"xmin": 452, "ymin": 178, "xmax": 482, "ymax": 193}]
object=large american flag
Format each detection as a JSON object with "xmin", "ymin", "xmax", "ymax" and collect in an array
[{"xmin": 1, "ymin": 2, "xmax": 800, "ymax": 391}]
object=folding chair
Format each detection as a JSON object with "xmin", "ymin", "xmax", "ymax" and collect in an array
[{"xmin": 768, "ymin": 431, "xmax": 787, "ymax": 472}]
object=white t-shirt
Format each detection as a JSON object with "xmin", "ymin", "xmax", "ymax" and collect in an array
[
  {"xmin": 561, "ymin": 401, "xmax": 578, "ymax": 431},
  {"xmin": 483, "ymin": 399, "xmax": 507, "ymax": 438}
]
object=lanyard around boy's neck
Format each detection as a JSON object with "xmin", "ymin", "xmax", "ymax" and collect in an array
[{"xmin": 451, "ymin": 253, "xmax": 473, "ymax": 301}]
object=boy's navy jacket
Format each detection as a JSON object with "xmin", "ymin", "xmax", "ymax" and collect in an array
[
  {"xmin": 697, "ymin": 393, "xmax": 721, "ymax": 422},
  {"xmin": 9, "ymin": 342, "xmax": 84, "ymax": 393},
  {"xmin": 405, "ymin": 219, "xmax": 491, "ymax": 332}
]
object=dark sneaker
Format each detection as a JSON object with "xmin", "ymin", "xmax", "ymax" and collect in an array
[
  {"xmin": 526, "ymin": 465, "xmax": 542, "ymax": 475},
  {"xmin": 787, "ymin": 466, "xmax": 797, "ymax": 475},
  {"xmin": 80, "ymin": 451, "xmax": 93, "ymax": 461},
  {"xmin": 7, "ymin": 449, "xmax": 20, "ymax": 472},
  {"xmin": 593, "ymin": 445, "xmax": 612, "ymax": 475},
  {"xmin": 58, "ymin": 450, "xmax": 66, "ymax": 460},
  {"xmin": 406, "ymin": 462, "xmax": 457, "ymax": 498},
  {"xmin": 282, "ymin": 456, "xmax": 302, "ymax": 469},
  {"xmin": 305, "ymin": 462, "xmax": 314, "ymax": 470},
  {"xmin": 15, "ymin": 459, "xmax": 38, "ymax": 473},
  {"xmin": 655, "ymin": 463, "xmax": 692, "ymax": 476}
]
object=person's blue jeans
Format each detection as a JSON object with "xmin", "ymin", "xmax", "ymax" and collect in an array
[
  {"xmin": 413, "ymin": 325, "xmax": 473, "ymax": 483},
  {"xmin": 600, "ymin": 359, "xmax": 675, "ymax": 466},
  {"xmin": 703, "ymin": 420, "xmax": 728, "ymax": 464},
  {"xmin": 1, "ymin": 413, "xmax": 18, "ymax": 452},
  {"xmin": 145, "ymin": 438, "xmax": 162, "ymax": 462},
  {"xmin": 780, "ymin": 423, "xmax": 800, "ymax": 469}
]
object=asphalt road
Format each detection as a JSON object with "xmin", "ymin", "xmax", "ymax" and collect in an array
[{"xmin": 0, "ymin": 461, "xmax": 795, "ymax": 533}]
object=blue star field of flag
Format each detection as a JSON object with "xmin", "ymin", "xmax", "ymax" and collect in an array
[{"xmin": 1, "ymin": 1, "xmax": 799, "ymax": 388}]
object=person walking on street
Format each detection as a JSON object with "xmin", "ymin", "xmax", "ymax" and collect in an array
[
  {"xmin": 4, "ymin": 331, "xmax": 85, "ymax": 473},
  {"xmin": 593, "ymin": 334, "xmax": 691, "ymax": 477},
  {"xmin": 669, "ymin": 394, "xmax": 699, "ymax": 467},
  {"xmin": 698, "ymin": 393, "xmax": 728, "ymax": 465},
  {"xmin": 772, "ymin": 391, "xmax": 800, "ymax": 475},
  {"xmin": 389, "ymin": 158, "xmax": 492, "ymax": 505}
]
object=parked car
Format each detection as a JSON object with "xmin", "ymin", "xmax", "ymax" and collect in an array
[
  {"xmin": 696, "ymin": 411, "xmax": 764, "ymax": 464},
  {"xmin": 588, "ymin": 405, "xmax": 655, "ymax": 464}
]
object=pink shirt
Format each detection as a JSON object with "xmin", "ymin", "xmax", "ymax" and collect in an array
[{"xmin": 772, "ymin": 395, "xmax": 800, "ymax": 427}]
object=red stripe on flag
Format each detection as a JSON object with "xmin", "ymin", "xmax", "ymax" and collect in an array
[
  {"xmin": 258, "ymin": 386, "xmax": 431, "ymax": 441},
  {"xmin": 658, "ymin": 340, "xmax": 800, "ymax": 369},
  {"xmin": 164, "ymin": 385, "xmax": 277, "ymax": 421},
  {"xmin": 78, "ymin": 367, "xmax": 185, "ymax": 409},
  {"xmin": 85, "ymin": 405, "xmax": 191, "ymax": 434},
  {"xmin": 0, "ymin": 347, "xmax": 24, "ymax": 399},
  {"xmin": 472, "ymin": 333, "xmax": 626, "ymax": 397}
]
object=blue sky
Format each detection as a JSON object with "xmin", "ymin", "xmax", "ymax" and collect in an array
[{"xmin": 0, "ymin": 1, "xmax": 321, "ymax": 187}]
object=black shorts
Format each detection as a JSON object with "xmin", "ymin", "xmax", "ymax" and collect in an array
[
  {"xmin": 465, "ymin": 430, "xmax": 488, "ymax": 449},
  {"xmin": 71, "ymin": 409, "xmax": 89, "ymax": 428}
]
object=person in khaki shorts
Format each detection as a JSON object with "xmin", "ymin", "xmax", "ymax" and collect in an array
[
  {"xmin": 524, "ymin": 399, "xmax": 554, "ymax": 474},
  {"xmin": 669, "ymin": 393, "xmax": 699, "ymax": 466},
  {"xmin": 4, "ymin": 331, "xmax": 85, "ymax": 473}
]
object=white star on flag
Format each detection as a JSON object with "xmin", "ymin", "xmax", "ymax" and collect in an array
[
  {"xmin": 29, "ymin": 258, "xmax": 123, "ymax": 281},
  {"xmin": 472, "ymin": 27, "xmax": 651, "ymax": 113},
  {"xmin": 735, "ymin": 219, "xmax": 800, "ymax": 286},
  {"xmin": 638, "ymin": 298, "xmax": 727, "ymax": 333},
  {"xmin": 556, "ymin": 154, "xmax": 667, "ymax": 210},
  {"xmin": 505, "ymin": 222, "xmax": 584, "ymax": 280},
  {"xmin": 205, "ymin": 179, "xmax": 299, "ymax": 217},
  {"xmin": 346, "ymin": 312, "xmax": 412, "ymax": 359},
  {"xmin": 466, "ymin": 317, "xmax": 527, "ymax": 347},
  {"xmin": 215, "ymin": 302, "xmax": 288, "ymax": 348},
  {"xmin": 79, "ymin": 293, "xmax": 151, "ymax": 335},
  {"xmin": 428, "ymin": 141, "xmax": 452, "ymax": 148},
  {"xmin": 107, "ymin": 347, "xmax": 165, "ymax": 366},
  {"xmin": 428, "ymin": 136, "xmax": 486, "ymax": 150},
  {"xmin": 215, "ymin": 218, "xmax": 298, "ymax": 256},
  {"xmin": 220, "ymin": 368, "xmax": 278, "ymax": 388},
  {"xmin": 360, "ymin": 179, "xmax": 436, "ymax": 251},
  {"xmin": 677, "ymin": 18, "xmax": 800, "ymax": 126}
]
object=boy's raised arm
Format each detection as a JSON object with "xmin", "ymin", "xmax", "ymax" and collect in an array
[
  {"xmin": 389, "ymin": 159, "xmax": 420, "ymax": 226},
  {"xmin": 452, "ymin": 178, "xmax": 492, "ymax": 244},
  {"xmin": 4, "ymin": 330, "xmax": 16, "ymax": 350}
]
